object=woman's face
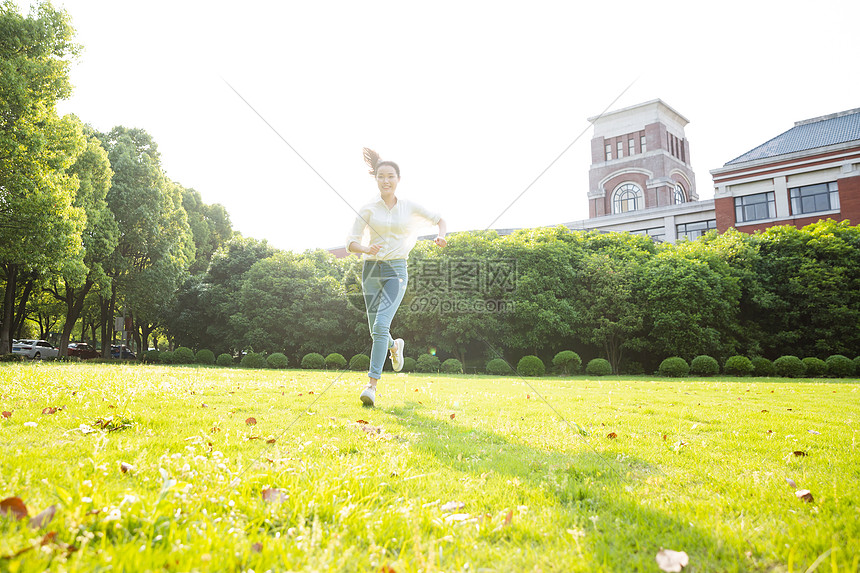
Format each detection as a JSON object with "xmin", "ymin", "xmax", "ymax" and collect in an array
[{"xmin": 376, "ymin": 165, "xmax": 399, "ymax": 195}]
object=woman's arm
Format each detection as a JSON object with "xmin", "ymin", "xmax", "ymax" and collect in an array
[
  {"xmin": 434, "ymin": 218, "xmax": 448, "ymax": 247},
  {"xmin": 348, "ymin": 241, "xmax": 381, "ymax": 255}
]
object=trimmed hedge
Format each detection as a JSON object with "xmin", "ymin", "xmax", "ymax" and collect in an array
[
  {"xmin": 216, "ymin": 353, "xmax": 234, "ymax": 367},
  {"xmin": 402, "ymin": 356, "xmax": 417, "ymax": 373},
  {"xmin": 552, "ymin": 351, "xmax": 581, "ymax": 375},
  {"xmin": 659, "ymin": 357, "xmax": 690, "ymax": 377},
  {"xmin": 240, "ymin": 352, "xmax": 266, "ymax": 369},
  {"xmin": 142, "ymin": 350, "xmax": 160, "ymax": 364},
  {"xmin": 517, "ymin": 355, "xmax": 545, "ymax": 377},
  {"xmin": 159, "ymin": 351, "xmax": 174, "ymax": 364},
  {"xmin": 486, "ymin": 358, "xmax": 510, "ymax": 375},
  {"xmin": 724, "ymin": 355, "xmax": 754, "ymax": 377},
  {"xmin": 195, "ymin": 349, "xmax": 215, "ymax": 365},
  {"xmin": 825, "ymin": 355, "xmax": 853, "ymax": 378},
  {"xmin": 690, "ymin": 355, "xmax": 719, "ymax": 376},
  {"xmin": 267, "ymin": 353, "xmax": 289, "ymax": 369},
  {"xmin": 751, "ymin": 357, "xmax": 776, "ymax": 377},
  {"xmin": 301, "ymin": 352, "xmax": 326, "ymax": 369},
  {"xmin": 441, "ymin": 358, "xmax": 463, "ymax": 374},
  {"xmin": 349, "ymin": 354, "xmax": 370, "ymax": 372},
  {"xmin": 802, "ymin": 357, "xmax": 826, "ymax": 377},
  {"xmin": 325, "ymin": 353, "xmax": 347, "ymax": 370},
  {"xmin": 774, "ymin": 355, "xmax": 805, "ymax": 378},
  {"xmin": 416, "ymin": 354, "xmax": 440, "ymax": 373},
  {"xmin": 585, "ymin": 358, "xmax": 612, "ymax": 376},
  {"xmin": 173, "ymin": 346, "xmax": 195, "ymax": 365}
]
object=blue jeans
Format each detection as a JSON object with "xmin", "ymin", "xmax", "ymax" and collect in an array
[{"xmin": 362, "ymin": 259, "xmax": 408, "ymax": 380}]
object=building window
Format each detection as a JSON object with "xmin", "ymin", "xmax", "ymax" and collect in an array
[
  {"xmin": 632, "ymin": 227, "xmax": 665, "ymax": 242},
  {"xmin": 677, "ymin": 220, "xmax": 716, "ymax": 241},
  {"xmin": 613, "ymin": 183, "xmax": 643, "ymax": 213},
  {"xmin": 674, "ymin": 184, "xmax": 686, "ymax": 205},
  {"xmin": 617, "ymin": 141, "xmax": 623, "ymax": 158},
  {"xmin": 790, "ymin": 181, "xmax": 839, "ymax": 215},
  {"xmin": 735, "ymin": 192, "xmax": 776, "ymax": 223},
  {"xmin": 629, "ymin": 139, "xmax": 635, "ymax": 156},
  {"xmin": 640, "ymin": 134, "xmax": 646, "ymax": 153},
  {"xmin": 605, "ymin": 144, "xmax": 612, "ymax": 161}
]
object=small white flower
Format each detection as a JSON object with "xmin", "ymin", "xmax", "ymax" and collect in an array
[
  {"xmin": 24, "ymin": 421, "xmax": 37, "ymax": 428},
  {"xmin": 81, "ymin": 496, "xmax": 93, "ymax": 503},
  {"xmin": 104, "ymin": 508, "xmax": 122, "ymax": 522}
]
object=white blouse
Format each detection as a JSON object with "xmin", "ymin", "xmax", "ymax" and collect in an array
[{"xmin": 346, "ymin": 197, "xmax": 441, "ymax": 260}]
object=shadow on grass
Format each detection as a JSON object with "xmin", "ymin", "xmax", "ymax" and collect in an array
[{"xmin": 383, "ymin": 402, "xmax": 767, "ymax": 572}]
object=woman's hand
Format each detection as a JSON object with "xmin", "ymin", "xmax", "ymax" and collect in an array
[
  {"xmin": 434, "ymin": 236, "xmax": 447, "ymax": 248},
  {"xmin": 365, "ymin": 244, "xmax": 382, "ymax": 255}
]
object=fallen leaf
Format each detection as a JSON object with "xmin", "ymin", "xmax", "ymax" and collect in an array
[
  {"xmin": 795, "ymin": 489, "xmax": 814, "ymax": 503},
  {"xmin": 792, "ymin": 451, "xmax": 807, "ymax": 457},
  {"xmin": 663, "ymin": 434, "xmax": 667, "ymax": 440},
  {"xmin": 441, "ymin": 501, "xmax": 465, "ymax": 511},
  {"xmin": 29, "ymin": 505, "xmax": 56, "ymax": 529},
  {"xmin": 379, "ymin": 566, "xmax": 397, "ymax": 573},
  {"xmin": 527, "ymin": 394, "xmax": 530, "ymax": 399},
  {"xmin": 1, "ymin": 411, "xmax": 11, "ymax": 418},
  {"xmin": 607, "ymin": 432, "xmax": 617, "ymax": 439},
  {"xmin": 251, "ymin": 542, "xmax": 263, "ymax": 553},
  {"xmin": 786, "ymin": 477, "xmax": 798, "ymax": 488},
  {"xmin": 450, "ymin": 413, "xmax": 456, "ymax": 420},
  {"xmin": 308, "ymin": 391, "xmax": 314, "ymax": 395},
  {"xmin": 761, "ymin": 410, "xmax": 768, "ymax": 413},
  {"xmin": 201, "ymin": 403, "xmax": 208, "ymax": 408},
  {"xmin": 245, "ymin": 417, "xmax": 257, "ymax": 426},
  {"xmin": 503, "ymin": 509, "xmax": 513, "ymax": 525},
  {"xmin": 356, "ymin": 419, "xmax": 368, "ymax": 425},
  {"xmin": 262, "ymin": 488, "xmax": 287, "ymax": 504},
  {"xmin": 247, "ymin": 436, "xmax": 261, "ymax": 441},
  {"xmin": 656, "ymin": 548, "xmax": 689, "ymax": 572},
  {"xmin": 0, "ymin": 497, "xmax": 28, "ymax": 520},
  {"xmin": 120, "ymin": 462, "xmax": 134, "ymax": 473},
  {"xmin": 41, "ymin": 407, "xmax": 58, "ymax": 415},
  {"xmin": 266, "ymin": 438, "xmax": 276, "ymax": 444}
]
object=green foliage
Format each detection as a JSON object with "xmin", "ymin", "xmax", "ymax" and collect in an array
[
  {"xmin": 441, "ymin": 358, "xmax": 463, "ymax": 374},
  {"xmin": 216, "ymin": 353, "xmax": 234, "ymax": 367},
  {"xmin": 349, "ymin": 354, "xmax": 370, "ymax": 372},
  {"xmin": 159, "ymin": 351, "xmax": 174, "ymax": 364},
  {"xmin": 585, "ymin": 358, "xmax": 612, "ymax": 376},
  {"xmin": 690, "ymin": 355, "xmax": 719, "ymax": 376},
  {"xmin": 824, "ymin": 355, "xmax": 853, "ymax": 378},
  {"xmin": 801, "ymin": 357, "xmax": 827, "ymax": 377},
  {"xmin": 195, "ymin": 349, "xmax": 215, "ymax": 365},
  {"xmin": 516, "ymin": 355, "xmax": 545, "ymax": 377},
  {"xmin": 724, "ymin": 355, "xmax": 754, "ymax": 377},
  {"xmin": 854, "ymin": 357, "xmax": 860, "ymax": 376},
  {"xmin": 751, "ymin": 357, "xmax": 776, "ymax": 377},
  {"xmin": 240, "ymin": 352, "xmax": 266, "ymax": 369},
  {"xmin": 142, "ymin": 350, "xmax": 160, "ymax": 364},
  {"xmin": 0, "ymin": 354, "xmax": 24, "ymax": 363},
  {"xmin": 324, "ymin": 353, "xmax": 347, "ymax": 370},
  {"xmin": 301, "ymin": 352, "xmax": 326, "ymax": 369},
  {"xmin": 486, "ymin": 358, "xmax": 511, "ymax": 375},
  {"xmin": 552, "ymin": 350, "xmax": 581, "ymax": 375},
  {"xmin": 774, "ymin": 356, "xmax": 805, "ymax": 378},
  {"xmin": 173, "ymin": 346, "xmax": 195, "ymax": 365},
  {"xmin": 416, "ymin": 354, "xmax": 441, "ymax": 373},
  {"xmin": 659, "ymin": 357, "xmax": 690, "ymax": 377},
  {"xmin": 267, "ymin": 353, "xmax": 289, "ymax": 369},
  {"xmin": 402, "ymin": 357, "xmax": 417, "ymax": 373}
]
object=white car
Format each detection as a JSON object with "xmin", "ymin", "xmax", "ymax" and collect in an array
[{"xmin": 11, "ymin": 339, "xmax": 60, "ymax": 360}]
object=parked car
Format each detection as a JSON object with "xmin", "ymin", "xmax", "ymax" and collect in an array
[
  {"xmin": 110, "ymin": 345, "xmax": 136, "ymax": 359},
  {"xmin": 67, "ymin": 342, "xmax": 101, "ymax": 359},
  {"xmin": 11, "ymin": 340, "xmax": 60, "ymax": 360}
]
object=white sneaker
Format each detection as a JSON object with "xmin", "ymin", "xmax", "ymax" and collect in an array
[
  {"xmin": 360, "ymin": 385, "xmax": 376, "ymax": 407},
  {"xmin": 390, "ymin": 338, "xmax": 405, "ymax": 372}
]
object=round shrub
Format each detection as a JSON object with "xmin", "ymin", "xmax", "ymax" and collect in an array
[
  {"xmin": 159, "ymin": 350, "xmax": 174, "ymax": 364},
  {"xmin": 267, "ymin": 353, "xmax": 289, "ymax": 369},
  {"xmin": 486, "ymin": 358, "xmax": 511, "ymax": 375},
  {"xmin": 824, "ymin": 355, "xmax": 853, "ymax": 378},
  {"xmin": 552, "ymin": 351, "xmax": 581, "ymax": 375},
  {"xmin": 349, "ymin": 354, "xmax": 370, "ymax": 372},
  {"xmin": 751, "ymin": 357, "xmax": 775, "ymax": 377},
  {"xmin": 301, "ymin": 352, "xmax": 325, "ymax": 369},
  {"xmin": 172, "ymin": 346, "xmax": 195, "ymax": 365},
  {"xmin": 441, "ymin": 358, "xmax": 463, "ymax": 374},
  {"xmin": 585, "ymin": 358, "xmax": 612, "ymax": 376},
  {"xmin": 690, "ymin": 355, "xmax": 719, "ymax": 376},
  {"xmin": 517, "ymin": 355, "xmax": 545, "ymax": 377},
  {"xmin": 659, "ymin": 357, "xmax": 690, "ymax": 377},
  {"xmin": 774, "ymin": 355, "xmax": 805, "ymax": 378},
  {"xmin": 724, "ymin": 355, "xmax": 754, "ymax": 377},
  {"xmin": 324, "ymin": 353, "xmax": 347, "ymax": 370},
  {"xmin": 143, "ymin": 350, "xmax": 160, "ymax": 364},
  {"xmin": 402, "ymin": 356, "xmax": 417, "ymax": 373},
  {"xmin": 801, "ymin": 357, "xmax": 826, "ymax": 377},
  {"xmin": 240, "ymin": 352, "xmax": 266, "ymax": 369},
  {"xmin": 416, "ymin": 354, "xmax": 441, "ymax": 373},
  {"xmin": 216, "ymin": 353, "xmax": 234, "ymax": 367},
  {"xmin": 195, "ymin": 349, "xmax": 215, "ymax": 365}
]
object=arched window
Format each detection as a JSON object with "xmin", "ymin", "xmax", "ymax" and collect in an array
[
  {"xmin": 613, "ymin": 183, "xmax": 642, "ymax": 213},
  {"xmin": 674, "ymin": 183, "xmax": 686, "ymax": 205}
]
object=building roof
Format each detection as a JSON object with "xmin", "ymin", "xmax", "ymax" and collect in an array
[{"xmin": 725, "ymin": 107, "xmax": 860, "ymax": 166}]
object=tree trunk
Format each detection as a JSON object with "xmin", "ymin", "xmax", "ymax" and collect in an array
[
  {"xmin": 11, "ymin": 272, "xmax": 36, "ymax": 341},
  {"xmin": 0, "ymin": 263, "xmax": 17, "ymax": 354},
  {"xmin": 58, "ymin": 279, "xmax": 93, "ymax": 356}
]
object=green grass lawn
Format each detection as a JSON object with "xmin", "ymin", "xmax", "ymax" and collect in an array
[{"xmin": 1, "ymin": 363, "xmax": 858, "ymax": 572}]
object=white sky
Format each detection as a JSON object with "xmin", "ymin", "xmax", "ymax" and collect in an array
[{"xmin": 33, "ymin": 0, "xmax": 860, "ymax": 252}]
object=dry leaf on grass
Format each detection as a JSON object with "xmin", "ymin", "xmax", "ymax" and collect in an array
[
  {"xmin": 607, "ymin": 432, "xmax": 617, "ymax": 439},
  {"xmin": 245, "ymin": 417, "xmax": 257, "ymax": 426},
  {"xmin": 29, "ymin": 505, "xmax": 56, "ymax": 529},
  {"xmin": 795, "ymin": 489, "xmax": 814, "ymax": 503},
  {"xmin": 786, "ymin": 477, "xmax": 798, "ymax": 488},
  {"xmin": 1, "ymin": 411, "xmax": 11, "ymax": 418},
  {"xmin": 450, "ymin": 413, "xmax": 456, "ymax": 420},
  {"xmin": 0, "ymin": 497, "xmax": 28, "ymax": 520},
  {"xmin": 41, "ymin": 407, "xmax": 58, "ymax": 415},
  {"xmin": 793, "ymin": 451, "xmax": 807, "ymax": 457},
  {"xmin": 251, "ymin": 542, "xmax": 263, "ymax": 553},
  {"xmin": 261, "ymin": 488, "xmax": 287, "ymax": 504},
  {"xmin": 656, "ymin": 548, "xmax": 689, "ymax": 572},
  {"xmin": 440, "ymin": 501, "xmax": 465, "ymax": 511},
  {"xmin": 120, "ymin": 462, "xmax": 134, "ymax": 474}
]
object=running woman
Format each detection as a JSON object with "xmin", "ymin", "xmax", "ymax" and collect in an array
[{"xmin": 346, "ymin": 148, "xmax": 447, "ymax": 406}]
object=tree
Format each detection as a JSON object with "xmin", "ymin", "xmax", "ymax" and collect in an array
[
  {"xmin": 181, "ymin": 187, "xmax": 232, "ymax": 275},
  {"xmin": 0, "ymin": 1, "xmax": 86, "ymax": 353}
]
